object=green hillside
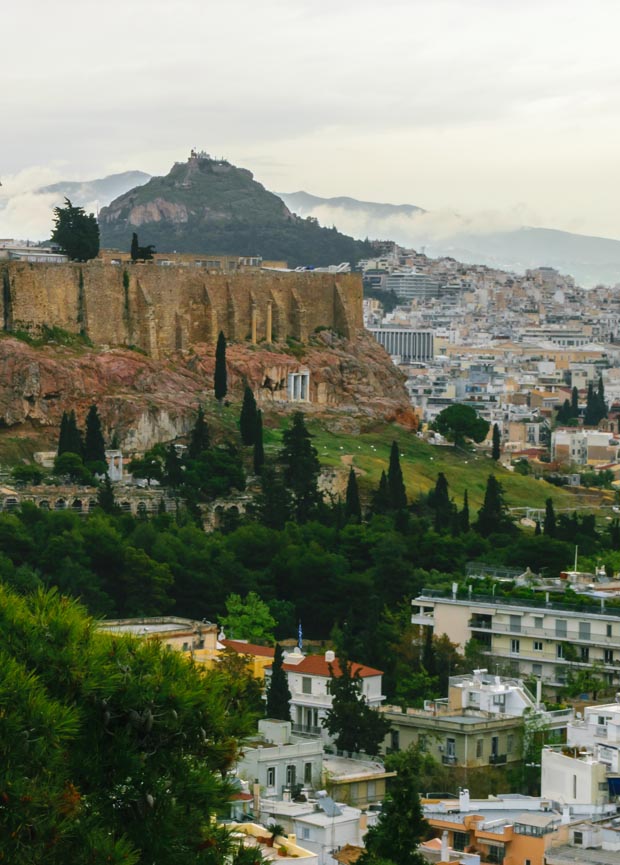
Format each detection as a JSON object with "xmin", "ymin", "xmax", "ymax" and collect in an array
[{"xmin": 98, "ymin": 154, "xmax": 374, "ymax": 267}]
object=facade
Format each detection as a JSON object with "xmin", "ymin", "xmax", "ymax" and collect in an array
[
  {"xmin": 551, "ymin": 428, "xmax": 620, "ymax": 466},
  {"xmin": 367, "ymin": 327, "xmax": 435, "ymax": 362},
  {"xmin": 412, "ymin": 590, "xmax": 620, "ymax": 691},
  {"xmin": 99, "ymin": 616, "xmax": 218, "ymax": 654},
  {"xmin": 266, "ymin": 649, "xmax": 384, "ymax": 741},
  {"xmin": 385, "ymin": 272, "xmax": 441, "ymax": 301}
]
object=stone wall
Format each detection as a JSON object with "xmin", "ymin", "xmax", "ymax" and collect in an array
[{"xmin": 0, "ymin": 262, "xmax": 363, "ymax": 358}]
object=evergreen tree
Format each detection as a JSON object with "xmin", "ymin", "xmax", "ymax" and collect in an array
[
  {"xmin": 84, "ymin": 404, "xmax": 106, "ymax": 468},
  {"xmin": 97, "ymin": 475, "xmax": 116, "ymax": 514},
  {"xmin": 50, "ymin": 198, "xmax": 100, "ymax": 261},
  {"xmin": 571, "ymin": 386, "xmax": 579, "ymax": 417},
  {"xmin": 266, "ymin": 643, "xmax": 292, "ymax": 721},
  {"xmin": 164, "ymin": 444, "xmax": 184, "ymax": 488},
  {"xmin": 598, "ymin": 376, "xmax": 608, "ymax": 420},
  {"xmin": 240, "ymin": 385, "xmax": 258, "ymax": 446},
  {"xmin": 474, "ymin": 474, "xmax": 513, "ymax": 537},
  {"xmin": 460, "ymin": 489, "xmax": 470, "ymax": 533},
  {"xmin": 556, "ymin": 399, "xmax": 571, "ymax": 425},
  {"xmin": 422, "ymin": 627, "xmax": 436, "ymax": 678},
  {"xmin": 362, "ymin": 746, "xmax": 428, "ymax": 865},
  {"xmin": 255, "ymin": 467, "xmax": 292, "ymax": 529},
  {"xmin": 491, "ymin": 422, "xmax": 501, "ymax": 460},
  {"xmin": 428, "ymin": 472, "xmax": 452, "ymax": 531},
  {"xmin": 387, "ymin": 440, "xmax": 407, "ymax": 510},
  {"xmin": 66, "ymin": 410, "xmax": 83, "ymax": 458},
  {"xmin": 370, "ymin": 471, "xmax": 391, "ymax": 515},
  {"xmin": 543, "ymin": 497, "xmax": 556, "ymax": 537},
  {"xmin": 188, "ymin": 405, "xmax": 210, "ymax": 459},
  {"xmin": 214, "ymin": 331, "xmax": 228, "ymax": 403},
  {"xmin": 345, "ymin": 466, "xmax": 362, "ymax": 522},
  {"xmin": 535, "ymin": 519, "xmax": 542, "ymax": 536},
  {"xmin": 57, "ymin": 410, "xmax": 70, "ymax": 457},
  {"xmin": 322, "ymin": 660, "xmax": 391, "ymax": 756},
  {"xmin": 130, "ymin": 231, "xmax": 139, "ymax": 261},
  {"xmin": 253, "ymin": 410, "xmax": 265, "ymax": 475},
  {"xmin": 279, "ymin": 412, "xmax": 321, "ymax": 522},
  {"xmin": 584, "ymin": 382, "xmax": 598, "ymax": 426}
]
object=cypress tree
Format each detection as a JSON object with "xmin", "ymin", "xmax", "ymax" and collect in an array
[
  {"xmin": 460, "ymin": 489, "xmax": 470, "ymax": 533},
  {"xmin": 345, "ymin": 466, "xmax": 362, "ymax": 522},
  {"xmin": 535, "ymin": 519, "xmax": 542, "ymax": 536},
  {"xmin": 130, "ymin": 232, "xmax": 139, "ymax": 262},
  {"xmin": 279, "ymin": 412, "xmax": 321, "ymax": 522},
  {"xmin": 491, "ymin": 423, "xmax": 501, "ymax": 460},
  {"xmin": 387, "ymin": 440, "xmax": 407, "ymax": 510},
  {"xmin": 66, "ymin": 410, "xmax": 83, "ymax": 458},
  {"xmin": 97, "ymin": 475, "xmax": 116, "ymax": 513},
  {"xmin": 371, "ymin": 470, "xmax": 391, "ymax": 515},
  {"xmin": 84, "ymin": 405, "xmax": 106, "ymax": 466},
  {"xmin": 543, "ymin": 497, "xmax": 556, "ymax": 537},
  {"xmin": 598, "ymin": 376, "xmax": 608, "ymax": 420},
  {"xmin": 253, "ymin": 410, "xmax": 265, "ymax": 475},
  {"xmin": 571, "ymin": 386, "xmax": 579, "ymax": 417},
  {"xmin": 214, "ymin": 331, "xmax": 227, "ymax": 403},
  {"xmin": 57, "ymin": 411, "xmax": 70, "ymax": 457},
  {"xmin": 475, "ymin": 474, "xmax": 512, "ymax": 537},
  {"xmin": 266, "ymin": 643, "xmax": 292, "ymax": 721},
  {"xmin": 256, "ymin": 467, "xmax": 292, "ymax": 530},
  {"xmin": 584, "ymin": 382, "xmax": 598, "ymax": 426},
  {"xmin": 429, "ymin": 472, "xmax": 452, "ymax": 532},
  {"xmin": 188, "ymin": 406, "xmax": 210, "ymax": 459},
  {"xmin": 240, "ymin": 385, "xmax": 258, "ymax": 446},
  {"xmin": 164, "ymin": 444, "xmax": 184, "ymax": 488}
]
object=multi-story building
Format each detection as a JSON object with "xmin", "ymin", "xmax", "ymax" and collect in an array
[
  {"xmin": 412, "ymin": 589, "xmax": 620, "ymax": 691},
  {"xmin": 367, "ymin": 327, "xmax": 434, "ymax": 362},
  {"xmin": 551, "ymin": 428, "xmax": 620, "ymax": 466}
]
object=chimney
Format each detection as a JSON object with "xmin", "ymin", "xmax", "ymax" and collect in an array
[
  {"xmin": 441, "ymin": 830, "xmax": 449, "ymax": 861},
  {"xmin": 325, "ymin": 650, "xmax": 336, "ymax": 663},
  {"xmin": 459, "ymin": 788, "xmax": 470, "ymax": 811}
]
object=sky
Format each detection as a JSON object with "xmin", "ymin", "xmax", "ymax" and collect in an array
[{"xmin": 3, "ymin": 0, "xmax": 620, "ymax": 240}]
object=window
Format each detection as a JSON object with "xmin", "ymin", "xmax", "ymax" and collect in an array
[
  {"xmin": 418, "ymin": 734, "xmax": 427, "ymax": 751},
  {"xmin": 286, "ymin": 765, "xmax": 296, "ymax": 787},
  {"xmin": 476, "ymin": 739, "xmax": 484, "ymax": 758},
  {"xmin": 534, "ymin": 641, "xmax": 543, "ymax": 652},
  {"xmin": 607, "ymin": 624, "xmax": 613, "ymax": 638},
  {"xmin": 581, "ymin": 647, "xmax": 589, "ymax": 663},
  {"xmin": 446, "ymin": 738, "xmax": 456, "ymax": 758},
  {"xmin": 452, "ymin": 832, "xmax": 468, "ymax": 852},
  {"xmin": 267, "ymin": 767, "xmax": 276, "ymax": 788},
  {"xmin": 509, "ymin": 615, "xmax": 522, "ymax": 633},
  {"xmin": 302, "ymin": 677, "xmax": 312, "ymax": 695},
  {"xmin": 534, "ymin": 617, "xmax": 543, "ymax": 629},
  {"xmin": 391, "ymin": 730, "xmax": 400, "ymax": 752},
  {"xmin": 532, "ymin": 663, "xmax": 543, "ymax": 677},
  {"xmin": 597, "ymin": 716, "xmax": 608, "ymax": 727},
  {"xmin": 511, "ymin": 639, "xmax": 520, "ymax": 654},
  {"xmin": 507, "ymin": 734, "xmax": 514, "ymax": 754},
  {"xmin": 556, "ymin": 644, "xmax": 564, "ymax": 659},
  {"xmin": 605, "ymin": 649, "xmax": 614, "ymax": 664},
  {"xmin": 579, "ymin": 622, "xmax": 591, "ymax": 640},
  {"xmin": 491, "ymin": 735, "xmax": 499, "ymax": 758},
  {"xmin": 304, "ymin": 762, "xmax": 313, "ymax": 784},
  {"xmin": 182, "ymin": 642, "xmax": 189, "ymax": 652},
  {"xmin": 573, "ymin": 831, "xmax": 583, "ymax": 846},
  {"xmin": 301, "ymin": 827, "xmax": 310, "ymax": 840},
  {"xmin": 556, "ymin": 619, "xmax": 567, "ymax": 638}
]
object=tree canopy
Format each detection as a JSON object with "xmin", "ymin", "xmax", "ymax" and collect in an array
[
  {"xmin": 51, "ymin": 198, "xmax": 100, "ymax": 261},
  {"xmin": 433, "ymin": 404, "xmax": 490, "ymax": 447},
  {"xmin": 220, "ymin": 591, "xmax": 276, "ymax": 645},
  {"xmin": 322, "ymin": 660, "xmax": 391, "ymax": 755}
]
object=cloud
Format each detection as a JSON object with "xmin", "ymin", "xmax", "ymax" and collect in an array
[{"xmin": 0, "ymin": 168, "xmax": 65, "ymax": 240}]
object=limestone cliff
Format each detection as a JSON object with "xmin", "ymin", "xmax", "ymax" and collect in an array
[{"xmin": 0, "ymin": 330, "xmax": 411, "ymax": 453}]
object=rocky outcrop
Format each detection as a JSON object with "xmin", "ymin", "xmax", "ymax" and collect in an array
[{"xmin": 0, "ymin": 329, "xmax": 411, "ymax": 453}]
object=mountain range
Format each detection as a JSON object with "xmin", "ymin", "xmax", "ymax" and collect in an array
[{"xmin": 7, "ymin": 162, "xmax": 620, "ymax": 286}]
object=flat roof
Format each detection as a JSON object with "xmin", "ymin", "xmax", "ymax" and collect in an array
[{"xmin": 546, "ymin": 846, "xmax": 620, "ymax": 865}]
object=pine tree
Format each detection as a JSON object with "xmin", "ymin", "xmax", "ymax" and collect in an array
[
  {"xmin": 84, "ymin": 405, "xmax": 106, "ymax": 467},
  {"xmin": 543, "ymin": 497, "xmax": 556, "ymax": 537},
  {"xmin": 50, "ymin": 198, "xmax": 99, "ymax": 261},
  {"xmin": 240, "ymin": 385, "xmax": 258, "ymax": 446},
  {"xmin": 188, "ymin": 406, "xmax": 210, "ymax": 459},
  {"xmin": 279, "ymin": 412, "xmax": 321, "ymax": 522},
  {"xmin": 266, "ymin": 643, "xmax": 291, "ymax": 721},
  {"xmin": 491, "ymin": 423, "xmax": 501, "ymax": 460},
  {"xmin": 253, "ymin": 410, "xmax": 265, "ymax": 475},
  {"xmin": 214, "ymin": 331, "xmax": 228, "ymax": 403},
  {"xmin": 387, "ymin": 440, "xmax": 407, "ymax": 510},
  {"xmin": 345, "ymin": 466, "xmax": 362, "ymax": 522},
  {"xmin": 460, "ymin": 489, "xmax": 470, "ymax": 533}
]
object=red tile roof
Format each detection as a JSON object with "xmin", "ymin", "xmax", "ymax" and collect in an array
[
  {"xmin": 280, "ymin": 656, "xmax": 383, "ymax": 678},
  {"xmin": 221, "ymin": 639, "xmax": 275, "ymax": 658}
]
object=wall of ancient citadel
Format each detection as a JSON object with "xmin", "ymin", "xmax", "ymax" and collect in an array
[{"xmin": 0, "ymin": 262, "xmax": 363, "ymax": 358}]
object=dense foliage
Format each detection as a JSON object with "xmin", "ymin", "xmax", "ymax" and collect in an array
[{"xmin": 51, "ymin": 197, "xmax": 100, "ymax": 261}]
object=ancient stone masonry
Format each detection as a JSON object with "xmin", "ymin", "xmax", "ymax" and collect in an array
[{"xmin": 0, "ymin": 262, "xmax": 363, "ymax": 358}]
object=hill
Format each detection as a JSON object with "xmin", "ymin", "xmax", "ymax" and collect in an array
[
  {"xmin": 98, "ymin": 154, "xmax": 373, "ymax": 267},
  {"xmin": 278, "ymin": 191, "xmax": 620, "ymax": 287},
  {"xmin": 39, "ymin": 171, "xmax": 151, "ymax": 207}
]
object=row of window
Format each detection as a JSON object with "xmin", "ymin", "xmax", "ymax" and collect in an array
[
  {"xmin": 509, "ymin": 639, "xmax": 614, "ymax": 664},
  {"xmin": 266, "ymin": 763, "xmax": 314, "ymax": 789}
]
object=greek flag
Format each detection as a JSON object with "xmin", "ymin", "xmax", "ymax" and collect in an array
[{"xmin": 298, "ymin": 621, "xmax": 303, "ymax": 650}]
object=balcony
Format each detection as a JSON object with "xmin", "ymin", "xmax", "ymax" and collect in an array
[
  {"xmin": 291, "ymin": 723, "xmax": 323, "ymax": 738},
  {"xmin": 467, "ymin": 617, "xmax": 620, "ymax": 647},
  {"xmin": 489, "ymin": 754, "xmax": 507, "ymax": 765},
  {"xmin": 442, "ymin": 754, "xmax": 458, "ymax": 765}
]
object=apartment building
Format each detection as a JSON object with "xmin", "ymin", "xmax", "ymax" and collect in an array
[
  {"xmin": 552, "ymin": 428, "xmax": 620, "ymax": 466},
  {"xmin": 412, "ymin": 589, "xmax": 620, "ymax": 691}
]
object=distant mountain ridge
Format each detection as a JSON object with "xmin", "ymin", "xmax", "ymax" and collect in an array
[
  {"xmin": 39, "ymin": 171, "xmax": 151, "ymax": 208},
  {"xmin": 98, "ymin": 155, "xmax": 373, "ymax": 267}
]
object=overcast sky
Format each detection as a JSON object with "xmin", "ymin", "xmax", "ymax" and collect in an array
[{"xmin": 3, "ymin": 0, "xmax": 620, "ymax": 238}]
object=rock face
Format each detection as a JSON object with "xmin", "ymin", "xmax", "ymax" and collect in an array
[{"xmin": 0, "ymin": 330, "xmax": 411, "ymax": 452}]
